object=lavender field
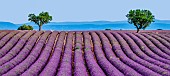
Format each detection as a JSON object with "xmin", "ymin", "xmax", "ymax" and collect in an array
[{"xmin": 0, "ymin": 30, "xmax": 170, "ymax": 76}]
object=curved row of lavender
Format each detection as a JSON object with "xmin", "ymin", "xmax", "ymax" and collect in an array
[{"xmin": 0, "ymin": 30, "xmax": 170, "ymax": 76}]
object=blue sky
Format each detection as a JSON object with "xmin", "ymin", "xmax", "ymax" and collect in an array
[{"xmin": 0, "ymin": 0, "xmax": 170, "ymax": 23}]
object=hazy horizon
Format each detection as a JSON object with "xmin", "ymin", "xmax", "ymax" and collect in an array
[
  {"xmin": 1, "ymin": 19, "xmax": 170, "ymax": 25},
  {"xmin": 0, "ymin": 0, "xmax": 170, "ymax": 24}
]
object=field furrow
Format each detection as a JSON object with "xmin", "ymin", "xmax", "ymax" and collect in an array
[
  {"xmin": 83, "ymin": 32, "xmax": 106, "ymax": 76},
  {"xmin": 0, "ymin": 31, "xmax": 35, "ymax": 65},
  {"xmin": 0, "ymin": 30, "xmax": 170, "ymax": 76},
  {"xmin": 56, "ymin": 32, "xmax": 74, "ymax": 76}
]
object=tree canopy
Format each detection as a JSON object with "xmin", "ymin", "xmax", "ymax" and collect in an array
[
  {"xmin": 28, "ymin": 12, "xmax": 52, "ymax": 31},
  {"xmin": 17, "ymin": 24, "xmax": 33, "ymax": 30},
  {"xmin": 126, "ymin": 9, "xmax": 155, "ymax": 33}
]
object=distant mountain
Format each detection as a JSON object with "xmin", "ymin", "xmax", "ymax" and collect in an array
[
  {"xmin": 16, "ymin": 22, "xmax": 37, "ymax": 26},
  {"xmin": 0, "ymin": 22, "xmax": 18, "ymax": 30},
  {"xmin": 19, "ymin": 20, "xmax": 170, "ymax": 26},
  {"xmin": 0, "ymin": 19, "xmax": 170, "ymax": 30},
  {"xmin": 154, "ymin": 19, "xmax": 170, "ymax": 24},
  {"xmin": 17, "ymin": 21, "xmax": 117, "ymax": 26}
]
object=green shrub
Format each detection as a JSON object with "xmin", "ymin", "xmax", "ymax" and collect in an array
[
  {"xmin": 105, "ymin": 29, "xmax": 111, "ymax": 30},
  {"xmin": 17, "ymin": 24, "xmax": 33, "ymax": 30}
]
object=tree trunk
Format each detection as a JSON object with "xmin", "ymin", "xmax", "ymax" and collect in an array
[
  {"xmin": 136, "ymin": 28, "xmax": 140, "ymax": 33},
  {"xmin": 39, "ymin": 26, "xmax": 42, "ymax": 31}
]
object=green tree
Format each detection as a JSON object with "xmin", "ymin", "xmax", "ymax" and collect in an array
[
  {"xmin": 126, "ymin": 9, "xmax": 155, "ymax": 33},
  {"xmin": 28, "ymin": 12, "xmax": 52, "ymax": 31},
  {"xmin": 17, "ymin": 24, "xmax": 33, "ymax": 30}
]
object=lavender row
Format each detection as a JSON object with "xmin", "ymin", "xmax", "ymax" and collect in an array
[
  {"xmin": 140, "ymin": 33, "xmax": 170, "ymax": 59},
  {"xmin": 154, "ymin": 33, "xmax": 170, "ymax": 45},
  {"xmin": 119, "ymin": 33, "xmax": 170, "ymax": 75},
  {"xmin": 82, "ymin": 32, "xmax": 106, "ymax": 76},
  {"xmin": 73, "ymin": 32, "xmax": 88, "ymax": 76},
  {"xmin": 7, "ymin": 31, "xmax": 50, "ymax": 76},
  {"xmin": 135, "ymin": 33, "xmax": 170, "ymax": 60},
  {"xmin": 0, "ymin": 31, "xmax": 26, "ymax": 58},
  {"xmin": 0, "ymin": 31, "xmax": 35, "ymax": 66},
  {"xmin": 110, "ymin": 32, "xmax": 161, "ymax": 76},
  {"xmin": 0, "ymin": 31, "xmax": 18, "ymax": 49},
  {"xmin": 157, "ymin": 33, "xmax": 169, "ymax": 37},
  {"xmin": 97, "ymin": 31, "xmax": 142, "ymax": 76},
  {"xmin": 19, "ymin": 32, "xmax": 57, "ymax": 76},
  {"xmin": 164, "ymin": 34, "xmax": 170, "ymax": 38},
  {"xmin": 0, "ymin": 31, "xmax": 44, "ymax": 75},
  {"xmin": 144, "ymin": 33, "xmax": 170, "ymax": 55},
  {"xmin": 39, "ymin": 32, "xmax": 66, "ymax": 76},
  {"xmin": 0, "ymin": 32, "xmax": 9, "ymax": 40},
  {"xmin": 90, "ymin": 32, "xmax": 124, "ymax": 76},
  {"xmin": 56, "ymin": 32, "xmax": 74, "ymax": 76},
  {"xmin": 126, "ymin": 33, "xmax": 170, "ymax": 71},
  {"xmin": 1, "ymin": 31, "xmax": 51, "ymax": 76},
  {"xmin": 133, "ymin": 33, "xmax": 170, "ymax": 65}
]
